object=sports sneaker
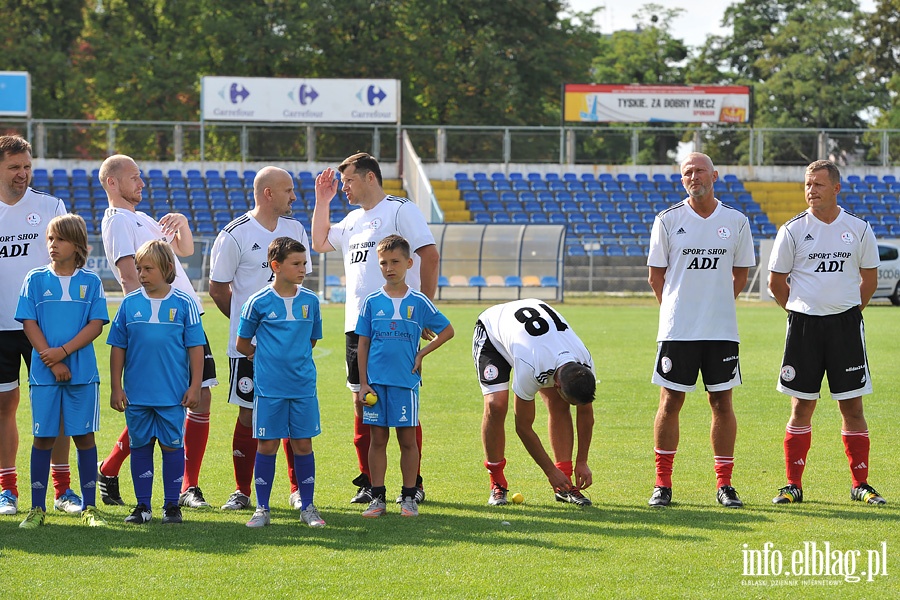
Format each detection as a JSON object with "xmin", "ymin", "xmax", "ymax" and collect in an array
[
  {"xmin": 289, "ymin": 491, "xmax": 303, "ymax": 510},
  {"xmin": 301, "ymin": 504, "xmax": 326, "ymax": 527},
  {"xmin": 399, "ymin": 497, "xmax": 419, "ymax": 517},
  {"xmin": 717, "ymin": 485, "xmax": 744, "ymax": 508},
  {"xmin": 97, "ymin": 462, "xmax": 125, "ymax": 506},
  {"xmin": 396, "ymin": 475, "xmax": 426, "ymax": 504},
  {"xmin": 772, "ymin": 484, "xmax": 803, "ymax": 504},
  {"xmin": 362, "ymin": 497, "xmax": 387, "ymax": 518},
  {"xmin": 0, "ymin": 489, "xmax": 19, "ymax": 515},
  {"xmin": 19, "ymin": 507, "xmax": 45, "ymax": 528},
  {"xmin": 246, "ymin": 507, "xmax": 271, "ymax": 528},
  {"xmin": 125, "ymin": 503, "xmax": 152, "ymax": 524},
  {"xmin": 350, "ymin": 473, "xmax": 373, "ymax": 504},
  {"xmin": 851, "ymin": 483, "xmax": 886, "ymax": 505},
  {"xmin": 555, "ymin": 488, "xmax": 592, "ymax": 506},
  {"xmin": 54, "ymin": 488, "xmax": 83, "ymax": 514},
  {"xmin": 648, "ymin": 486, "xmax": 672, "ymax": 507},
  {"xmin": 162, "ymin": 503, "xmax": 183, "ymax": 524},
  {"xmin": 220, "ymin": 491, "xmax": 251, "ymax": 510},
  {"xmin": 488, "ymin": 483, "xmax": 509, "ymax": 506},
  {"xmin": 81, "ymin": 506, "xmax": 107, "ymax": 527},
  {"xmin": 178, "ymin": 486, "xmax": 211, "ymax": 509}
]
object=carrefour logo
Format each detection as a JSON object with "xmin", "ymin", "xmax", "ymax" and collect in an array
[
  {"xmin": 358, "ymin": 85, "xmax": 387, "ymax": 106},
  {"xmin": 288, "ymin": 84, "xmax": 319, "ymax": 105},
  {"xmin": 219, "ymin": 83, "xmax": 250, "ymax": 105}
]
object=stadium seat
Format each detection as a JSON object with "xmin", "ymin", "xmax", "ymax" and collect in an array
[
  {"xmin": 511, "ymin": 213, "xmax": 530, "ymax": 224},
  {"xmin": 504, "ymin": 275, "xmax": 523, "ymax": 287},
  {"xmin": 469, "ymin": 275, "xmax": 487, "ymax": 287},
  {"xmin": 438, "ymin": 275, "xmax": 450, "ymax": 287}
]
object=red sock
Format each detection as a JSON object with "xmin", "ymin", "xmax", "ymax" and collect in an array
[
  {"xmin": 182, "ymin": 412, "xmax": 210, "ymax": 491},
  {"xmin": 100, "ymin": 427, "xmax": 131, "ymax": 476},
  {"xmin": 51, "ymin": 463, "xmax": 71, "ymax": 498},
  {"xmin": 484, "ymin": 458, "xmax": 508, "ymax": 489},
  {"xmin": 842, "ymin": 429, "xmax": 870, "ymax": 488},
  {"xmin": 415, "ymin": 422, "xmax": 423, "ymax": 477},
  {"xmin": 714, "ymin": 456, "xmax": 734, "ymax": 488},
  {"xmin": 555, "ymin": 460, "xmax": 573, "ymax": 479},
  {"xmin": 654, "ymin": 448, "xmax": 676, "ymax": 488},
  {"xmin": 232, "ymin": 419, "xmax": 257, "ymax": 496},
  {"xmin": 283, "ymin": 438, "xmax": 298, "ymax": 493},
  {"xmin": 784, "ymin": 425, "xmax": 811, "ymax": 487},
  {"xmin": 354, "ymin": 416, "xmax": 370, "ymax": 477},
  {"xmin": 0, "ymin": 467, "xmax": 17, "ymax": 498}
]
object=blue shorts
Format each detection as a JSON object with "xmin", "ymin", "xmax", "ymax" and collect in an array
[
  {"xmin": 362, "ymin": 384, "xmax": 419, "ymax": 428},
  {"xmin": 125, "ymin": 404, "xmax": 186, "ymax": 448},
  {"xmin": 252, "ymin": 395, "xmax": 321, "ymax": 440},
  {"xmin": 29, "ymin": 383, "xmax": 100, "ymax": 437}
]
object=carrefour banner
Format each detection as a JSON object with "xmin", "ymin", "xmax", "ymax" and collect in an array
[
  {"xmin": 564, "ymin": 84, "xmax": 751, "ymax": 124},
  {"xmin": 201, "ymin": 77, "xmax": 400, "ymax": 123}
]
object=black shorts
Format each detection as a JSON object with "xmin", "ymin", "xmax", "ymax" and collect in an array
[
  {"xmin": 652, "ymin": 340, "xmax": 741, "ymax": 393},
  {"xmin": 345, "ymin": 332, "xmax": 360, "ymax": 391},
  {"xmin": 778, "ymin": 308, "xmax": 872, "ymax": 401},
  {"xmin": 0, "ymin": 330, "xmax": 32, "ymax": 392},
  {"xmin": 472, "ymin": 321, "xmax": 513, "ymax": 394},
  {"xmin": 227, "ymin": 356, "xmax": 255, "ymax": 408},
  {"xmin": 201, "ymin": 334, "xmax": 217, "ymax": 388}
]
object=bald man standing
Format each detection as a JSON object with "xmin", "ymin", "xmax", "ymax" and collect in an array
[{"xmin": 208, "ymin": 166, "xmax": 312, "ymax": 511}]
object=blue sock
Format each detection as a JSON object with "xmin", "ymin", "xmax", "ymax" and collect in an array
[
  {"xmin": 254, "ymin": 452, "xmax": 277, "ymax": 510},
  {"xmin": 130, "ymin": 443, "xmax": 154, "ymax": 507},
  {"xmin": 30, "ymin": 446, "xmax": 52, "ymax": 511},
  {"xmin": 161, "ymin": 447, "xmax": 184, "ymax": 508},
  {"xmin": 77, "ymin": 445, "xmax": 98, "ymax": 509},
  {"xmin": 294, "ymin": 452, "xmax": 315, "ymax": 510}
]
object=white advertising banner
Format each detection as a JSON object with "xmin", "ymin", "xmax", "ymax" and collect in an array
[
  {"xmin": 201, "ymin": 77, "xmax": 400, "ymax": 123},
  {"xmin": 564, "ymin": 84, "xmax": 751, "ymax": 124}
]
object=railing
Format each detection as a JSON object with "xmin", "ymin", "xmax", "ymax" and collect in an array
[
  {"xmin": 3, "ymin": 118, "xmax": 900, "ymax": 167},
  {"xmin": 400, "ymin": 130, "xmax": 443, "ymax": 222}
]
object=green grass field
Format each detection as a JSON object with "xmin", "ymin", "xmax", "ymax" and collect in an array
[{"xmin": 3, "ymin": 297, "xmax": 898, "ymax": 598}]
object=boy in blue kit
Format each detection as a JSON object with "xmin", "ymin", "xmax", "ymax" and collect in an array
[
  {"xmin": 236, "ymin": 237, "xmax": 324, "ymax": 528},
  {"xmin": 15, "ymin": 214, "xmax": 109, "ymax": 528},
  {"xmin": 107, "ymin": 240, "xmax": 204, "ymax": 525},
  {"xmin": 356, "ymin": 235, "xmax": 454, "ymax": 518}
]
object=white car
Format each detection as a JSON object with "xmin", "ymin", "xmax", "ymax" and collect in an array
[{"xmin": 874, "ymin": 241, "xmax": 900, "ymax": 305}]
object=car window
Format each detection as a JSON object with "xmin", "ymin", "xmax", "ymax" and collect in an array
[{"xmin": 879, "ymin": 245, "xmax": 898, "ymax": 261}]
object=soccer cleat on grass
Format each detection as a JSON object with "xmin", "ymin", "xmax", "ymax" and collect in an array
[
  {"xmin": 81, "ymin": 506, "xmax": 107, "ymax": 527},
  {"xmin": 772, "ymin": 484, "xmax": 803, "ymax": 504},
  {"xmin": 54, "ymin": 488, "xmax": 83, "ymax": 514},
  {"xmin": 97, "ymin": 462, "xmax": 125, "ymax": 506},
  {"xmin": 178, "ymin": 486, "xmax": 211, "ymax": 509},
  {"xmin": 648, "ymin": 486, "xmax": 672, "ymax": 508},
  {"xmin": 399, "ymin": 497, "xmax": 419, "ymax": 517},
  {"xmin": 300, "ymin": 504, "xmax": 326, "ymax": 527},
  {"xmin": 362, "ymin": 497, "xmax": 387, "ymax": 518},
  {"xmin": 0, "ymin": 489, "xmax": 19, "ymax": 515},
  {"xmin": 125, "ymin": 503, "xmax": 152, "ymax": 524},
  {"xmin": 289, "ymin": 491, "xmax": 303, "ymax": 510},
  {"xmin": 488, "ymin": 483, "xmax": 509, "ymax": 506},
  {"xmin": 396, "ymin": 475, "xmax": 426, "ymax": 504},
  {"xmin": 19, "ymin": 507, "xmax": 45, "ymax": 529},
  {"xmin": 220, "ymin": 491, "xmax": 251, "ymax": 511},
  {"xmin": 851, "ymin": 483, "xmax": 886, "ymax": 505},
  {"xmin": 555, "ymin": 488, "xmax": 592, "ymax": 506},
  {"xmin": 716, "ymin": 485, "xmax": 744, "ymax": 508},
  {"xmin": 162, "ymin": 503, "xmax": 183, "ymax": 524},
  {"xmin": 246, "ymin": 507, "xmax": 271, "ymax": 528},
  {"xmin": 350, "ymin": 473, "xmax": 373, "ymax": 504}
]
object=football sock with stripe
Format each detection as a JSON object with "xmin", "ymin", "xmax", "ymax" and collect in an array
[
  {"xmin": 131, "ymin": 443, "xmax": 154, "ymax": 507},
  {"xmin": 254, "ymin": 452, "xmax": 276, "ymax": 510},
  {"xmin": 182, "ymin": 411, "xmax": 210, "ymax": 491},
  {"xmin": 77, "ymin": 445, "xmax": 98, "ymax": 508},
  {"xmin": 842, "ymin": 429, "xmax": 870, "ymax": 488},
  {"xmin": 232, "ymin": 419, "xmax": 257, "ymax": 496},
  {"xmin": 294, "ymin": 452, "xmax": 315, "ymax": 508},
  {"xmin": 50, "ymin": 462, "xmax": 70, "ymax": 499},
  {"xmin": 101, "ymin": 428, "xmax": 131, "ymax": 476},
  {"xmin": 784, "ymin": 424, "xmax": 811, "ymax": 487},
  {"xmin": 30, "ymin": 447, "xmax": 52, "ymax": 510},
  {"xmin": 161, "ymin": 446, "xmax": 184, "ymax": 507},
  {"xmin": 654, "ymin": 448, "xmax": 676, "ymax": 488}
]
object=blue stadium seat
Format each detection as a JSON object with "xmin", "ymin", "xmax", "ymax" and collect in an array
[
  {"xmin": 625, "ymin": 245, "xmax": 644, "ymax": 257},
  {"xmin": 759, "ymin": 223, "xmax": 777, "ymax": 237},
  {"xmin": 580, "ymin": 173, "xmax": 596, "ymax": 182},
  {"xmin": 438, "ymin": 275, "xmax": 450, "ymax": 287},
  {"xmin": 453, "ymin": 172, "xmax": 469, "ymax": 181},
  {"xmin": 511, "ymin": 212, "xmax": 529, "ymax": 224},
  {"xmin": 605, "ymin": 244, "xmax": 625, "ymax": 257},
  {"xmin": 469, "ymin": 275, "xmax": 487, "ymax": 287},
  {"xmin": 508, "ymin": 172, "xmax": 524, "ymax": 181},
  {"xmin": 634, "ymin": 173, "xmax": 649, "ymax": 182},
  {"xmin": 473, "ymin": 172, "xmax": 488, "ymax": 181},
  {"xmin": 605, "ymin": 213, "xmax": 623, "ymax": 224},
  {"xmin": 530, "ymin": 213, "xmax": 549, "ymax": 224},
  {"xmin": 540, "ymin": 276, "xmax": 559, "ymax": 287},
  {"xmin": 473, "ymin": 212, "xmax": 491, "ymax": 224},
  {"xmin": 585, "ymin": 181, "xmax": 603, "ymax": 192},
  {"xmin": 652, "ymin": 174, "xmax": 669, "ymax": 183},
  {"xmin": 548, "ymin": 212, "xmax": 566, "ymax": 224}
]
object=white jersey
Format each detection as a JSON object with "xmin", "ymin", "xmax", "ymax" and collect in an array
[
  {"xmin": 101, "ymin": 207, "xmax": 203, "ymax": 313},
  {"xmin": 0, "ymin": 188, "xmax": 67, "ymax": 331},
  {"xmin": 478, "ymin": 299, "xmax": 594, "ymax": 402},
  {"xmin": 648, "ymin": 200, "xmax": 756, "ymax": 342},
  {"xmin": 769, "ymin": 207, "xmax": 879, "ymax": 316},
  {"xmin": 327, "ymin": 195, "xmax": 435, "ymax": 333},
  {"xmin": 209, "ymin": 212, "xmax": 311, "ymax": 357}
]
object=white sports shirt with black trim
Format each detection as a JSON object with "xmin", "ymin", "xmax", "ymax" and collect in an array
[
  {"xmin": 0, "ymin": 188, "xmax": 66, "ymax": 331},
  {"xmin": 478, "ymin": 299, "xmax": 594, "ymax": 402},
  {"xmin": 647, "ymin": 199, "xmax": 756, "ymax": 342},
  {"xmin": 101, "ymin": 207, "xmax": 203, "ymax": 312},
  {"xmin": 209, "ymin": 212, "xmax": 311, "ymax": 358},
  {"xmin": 326, "ymin": 195, "xmax": 435, "ymax": 333},
  {"xmin": 768, "ymin": 207, "xmax": 879, "ymax": 316}
]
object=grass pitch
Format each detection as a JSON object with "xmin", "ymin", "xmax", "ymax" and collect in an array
[{"xmin": 3, "ymin": 298, "xmax": 898, "ymax": 598}]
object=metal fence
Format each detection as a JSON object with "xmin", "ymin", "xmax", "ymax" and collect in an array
[{"xmin": 4, "ymin": 119, "xmax": 900, "ymax": 167}]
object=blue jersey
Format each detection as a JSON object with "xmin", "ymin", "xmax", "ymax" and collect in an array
[
  {"xmin": 237, "ymin": 285, "xmax": 322, "ymax": 399},
  {"xmin": 107, "ymin": 287, "xmax": 206, "ymax": 407},
  {"xmin": 355, "ymin": 287, "xmax": 451, "ymax": 389},
  {"xmin": 15, "ymin": 266, "xmax": 108, "ymax": 386}
]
